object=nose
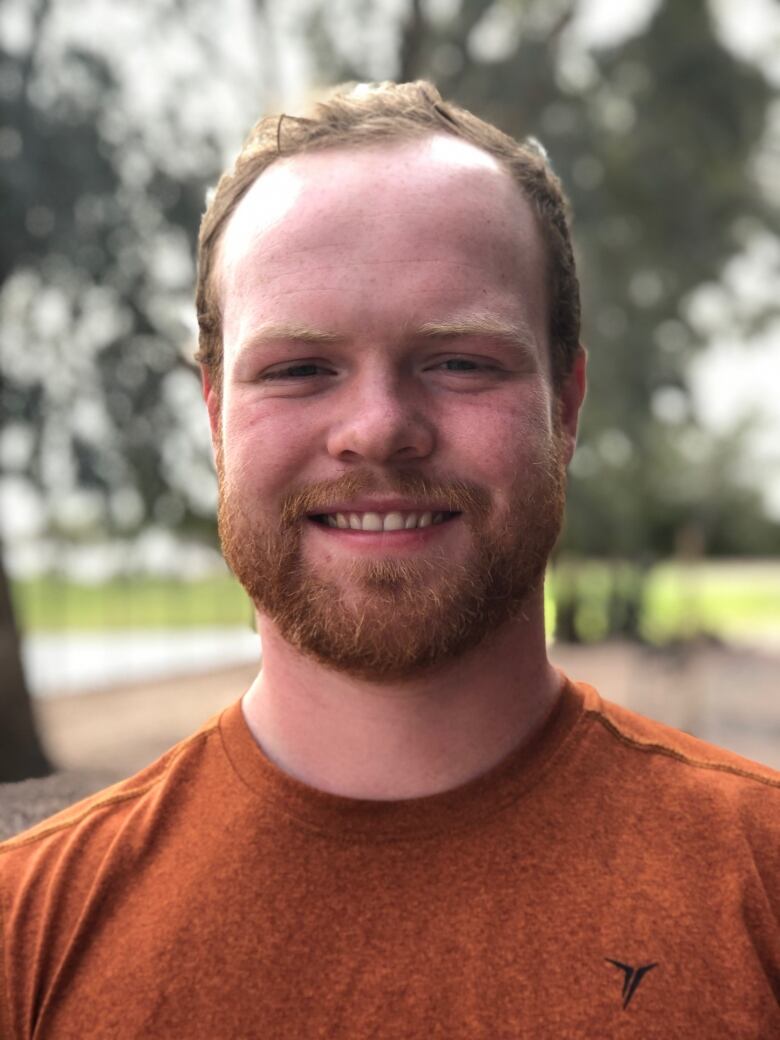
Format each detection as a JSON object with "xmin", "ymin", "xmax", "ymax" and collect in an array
[{"xmin": 326, "ymin": 373, "xmax": 435, "ymax": 465}]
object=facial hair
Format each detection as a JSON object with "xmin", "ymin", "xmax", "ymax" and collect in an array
[{"xmin": 216, "ymin": 434, "xmax": 567, "ymax": 682}]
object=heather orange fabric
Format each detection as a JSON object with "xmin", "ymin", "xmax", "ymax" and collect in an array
[{"xmin": 1, "ymin": 678, "xmax": 779, "ymax": 1039}]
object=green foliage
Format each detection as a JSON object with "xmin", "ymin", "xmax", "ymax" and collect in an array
[
  {"xmin": 0, "ymin": 5, "xmax": 221, "ymax": 540},
  {"xmin": 642, "ymin": 561, "xmax": 780, "ymax": 643},
  {"xmin": 548, "ymin": 558, "xmax": 780, "ymax": 644}
]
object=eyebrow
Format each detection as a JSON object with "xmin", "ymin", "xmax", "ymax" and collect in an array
[
  {"xmin": 239, "ymin": 313, "xmax": 538, "ymax": 355},
  {"xmin": 241, "ymin": 322, "xmax": 343, "ymax": 349},
  {"xmin": 415, "ymin": 313, "xmax": 538, "ymax": 355}
]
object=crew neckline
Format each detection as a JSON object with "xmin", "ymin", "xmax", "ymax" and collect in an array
[{"xmin": 217, "ymin": 675, "xmax": 589, "ymax": 842}]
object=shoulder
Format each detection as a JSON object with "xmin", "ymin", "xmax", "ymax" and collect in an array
[
  {"xmin": 582, "ymin": 681, "xmax": 780, "ymax": 784},
  {"xmin": 0, "ymin": 710, "xmax": 224, "ymax": 884},
  {"xmin": 573, "ymin": 680, "xmax": 780, "ymax": 846}
]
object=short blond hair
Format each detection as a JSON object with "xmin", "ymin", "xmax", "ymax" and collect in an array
[{"xmin": 195, "ymin": 80, "xmax": 580, "ymax": 393}]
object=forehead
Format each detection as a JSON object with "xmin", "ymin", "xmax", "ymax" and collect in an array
[
  {"xmin": 218, "ymin": 134, "xmax": 544, "ymax": 288},
  {"xmin": 216, "ymin": 134, "xmax": 549, "ymax": 363},
  {"xmin": 225, "ymin": 135, "xmax": 512, "ymax": 233}
]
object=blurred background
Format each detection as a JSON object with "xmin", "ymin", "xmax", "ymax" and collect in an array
[{"xmin": 1, "ymin": 0, "xmax": 779, "ymax": 790}]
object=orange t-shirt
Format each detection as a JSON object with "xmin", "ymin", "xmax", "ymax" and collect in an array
[{"xmin": 1, "ymin": 678, "xmax": 778, "ymax": 1038}]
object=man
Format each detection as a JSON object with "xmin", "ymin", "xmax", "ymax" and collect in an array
[{"xmin": 1, "ymin": 81, "xmax": 778, "ymax": 1038}]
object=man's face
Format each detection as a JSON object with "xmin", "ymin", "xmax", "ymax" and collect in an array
[{"xmin": 205, "ymin": 134, "xmax": 583, "ymax": 680}]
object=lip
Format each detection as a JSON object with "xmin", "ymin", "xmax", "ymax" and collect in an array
[
  {"xmin": 305, "ymin": 511, "xmax": 462, "ymax": 551},
  {"xmin": 305, "ymin": 498, "xmax": 457, "ymax": 516}
]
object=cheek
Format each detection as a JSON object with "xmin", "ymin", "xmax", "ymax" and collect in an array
[
  {"xmin": 222, "ymin": 398, "xmax": 316, "ymax": 491},
  {"xmin": 441, "ymin": 389, "xmax": 554, "ymax": 481}
]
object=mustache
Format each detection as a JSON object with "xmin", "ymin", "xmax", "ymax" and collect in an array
[{"xmin": 279, "ymin": 471, "xmax": 492, "ymax": 526}]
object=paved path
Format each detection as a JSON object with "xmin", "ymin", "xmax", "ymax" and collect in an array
[{"xmin": 32, "ymin": 639, "xmax": 780, "ymax": 777}]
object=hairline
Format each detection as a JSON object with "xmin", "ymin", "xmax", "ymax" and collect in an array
[
  {"xmin": 196, "ymin": 84, "xmax": 580, "ymax": 397},
  {"xmin": 208, "ymin": 129, "xmax": 534, "ymax": 337}
]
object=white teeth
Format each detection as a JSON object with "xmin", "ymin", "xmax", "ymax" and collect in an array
[
  {"xmin": 383, "ymin": 512, "xmax": 405, "ymax": 531},
  {"xmin": 321, "ymin": 510, "xmax": 451, "ymax": 530}
]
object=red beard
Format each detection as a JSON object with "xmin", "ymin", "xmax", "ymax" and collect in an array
[{"xmin": 216, "ymin": 436, "xmax": 566, "ymax": 681}]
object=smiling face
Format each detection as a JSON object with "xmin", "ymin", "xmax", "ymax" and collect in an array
[{"xmin": 205, "ymin": 134, "xmax": 584, "ymax": 680}]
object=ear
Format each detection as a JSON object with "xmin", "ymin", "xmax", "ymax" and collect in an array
[
  {"xmin": 556, "ymin": 345, "xmax": 587, "ymax": 464},
  {"xmin": 200, "ymin": 364, "xmax": 222, "ymax": 448}
]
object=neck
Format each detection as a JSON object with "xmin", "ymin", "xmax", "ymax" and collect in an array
[{"xmin": 241, "ymin": 588, "xmax": 561, "ymax": 801}]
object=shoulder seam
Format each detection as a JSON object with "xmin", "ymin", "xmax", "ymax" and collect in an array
[
  {"xmin": 587, "ymin": 709, "xmax": 780, "ymax": 789},
  {"xmin": 0, "ymin": 722, "xmax": 219, "ymax": 855}
]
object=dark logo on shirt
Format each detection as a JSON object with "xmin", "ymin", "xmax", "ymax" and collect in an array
[{"xmin": 605, "ymin": 958, "xmax": 658, "ymax": 1009}]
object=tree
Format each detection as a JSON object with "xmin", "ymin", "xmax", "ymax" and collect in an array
[{"xmin": 0, "ymin": 0, "xmax": 228, "ymax": 778}]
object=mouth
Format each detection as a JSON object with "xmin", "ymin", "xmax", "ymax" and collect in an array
[{"xmin": 308, "ymin": 510, "xmax": 460, "ymax": 532}]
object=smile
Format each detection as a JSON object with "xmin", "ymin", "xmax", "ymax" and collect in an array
[{"xmin": 310, "ymin": 511, "xmax": 458, "ymax": 532}]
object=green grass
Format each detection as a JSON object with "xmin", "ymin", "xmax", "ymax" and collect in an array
[
  {"xmin": 11, "ymin": 561, "xmax": 780, "ymax": 641},
  {"xmin": 546, "ymin": 560, "xmax": 780, "ymax": 644},
  {"xmin": 642, "ymin": 562, "xmax": 780, "ymax": 642},
  {"xmin": 12, "ymin": 574, "xmax": 254, "ymax": 632}
]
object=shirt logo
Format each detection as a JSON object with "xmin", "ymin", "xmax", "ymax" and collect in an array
[{"xmin": 605, "ymin": 958, "xmax": 658, "ymax": 1009}]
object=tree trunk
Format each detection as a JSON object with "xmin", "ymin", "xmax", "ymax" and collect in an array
[{"xmin": 0, "ymin": 552, "xmax": 51, "ymax": 782}]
